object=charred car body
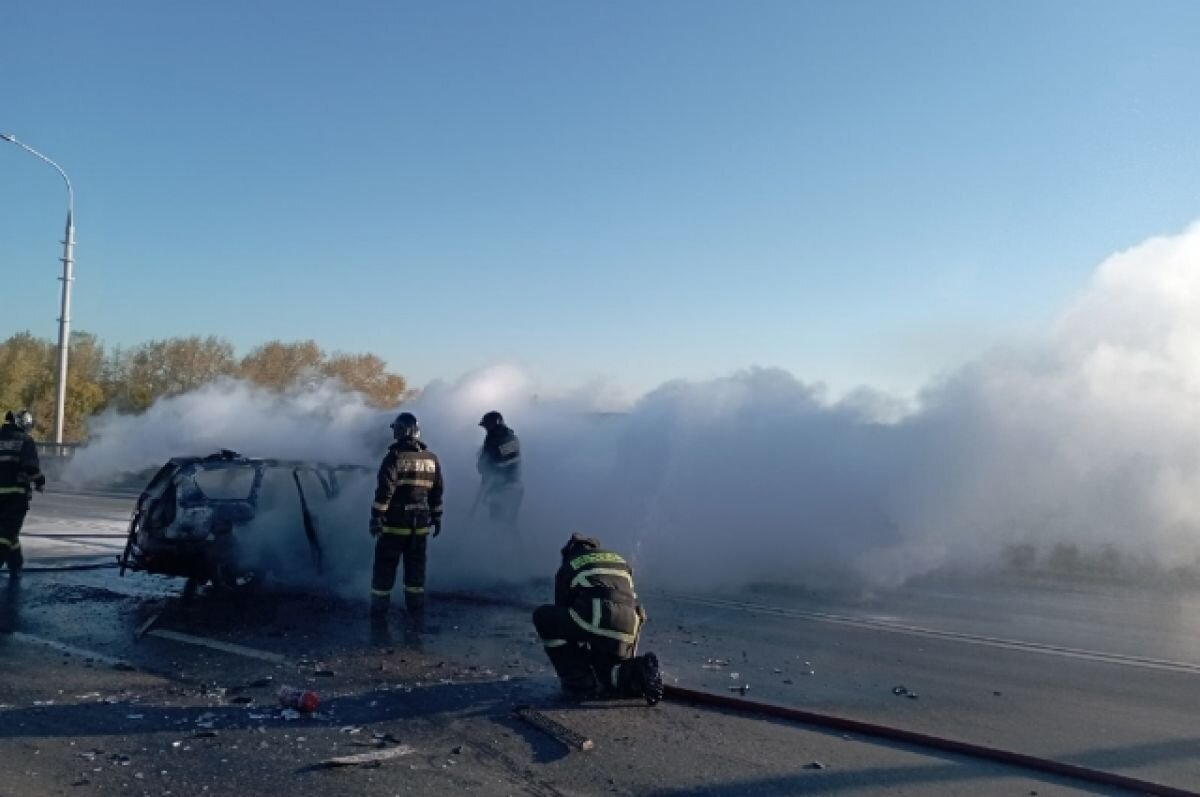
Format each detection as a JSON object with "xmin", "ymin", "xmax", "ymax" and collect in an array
[{"xmin": 120, "ymin": 450, "xmax": 364, "ymax": 595}]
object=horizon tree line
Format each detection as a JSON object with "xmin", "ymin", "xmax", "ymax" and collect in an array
[{"xmin": 0, "ymin": 331, "xmax": 409, "ymax": 442}]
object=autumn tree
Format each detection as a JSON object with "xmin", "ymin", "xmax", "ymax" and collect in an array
[
  {"xmin": 238, "ymin": 340, "xmax": 324, "ymax": 391},
  {"xmin": 0, "ymin": 331, "xmax": 408, "ymax": 439},
  {"xmin": 0, "ymin": 331, "xmax": 109, "ymax": 440},
  {"xmin": 0, "ymin": 332, "xmax": 53, "ymax": 411},
  {"xmin": 109, "ymin": 336, "xmax": 237, "ymax": 412},
  {"xmin": 322, "ymin": 352, "xmax": 408, "ymax": 408}
]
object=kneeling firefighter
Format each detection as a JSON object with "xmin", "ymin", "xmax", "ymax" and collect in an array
[
  {"xmin": 533, "ymin": 533, "xmax": 663, "ymax": 704},
  {"xmin": 370, "ymin": 412, "xmax": 444, "ymax": 626}
]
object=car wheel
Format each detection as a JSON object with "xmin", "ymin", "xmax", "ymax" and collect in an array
[
  {"xmin": 208, "ymin": 538, "xmax": 266, "ymax": 595},
  {"xmin": 211, "ymin": 561, "xmax": 266, "ymax": 594}
]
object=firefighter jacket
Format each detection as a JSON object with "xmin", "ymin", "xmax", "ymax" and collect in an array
[
  {"xmin": 0, "ymin": 421, "xmax": 45, "ymax": 498},
  {"xmin": 477, "ymin": 424, "xmax": 521, "ymax": 487},
  {"xmin": 554, "ymin": 546, "xmax": 642, "ymax": 645},
  {"xmin": 372, "ymin": 438, "xmax": 444, "ymax": 531}
]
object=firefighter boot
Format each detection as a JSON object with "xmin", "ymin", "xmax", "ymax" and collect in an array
[
  {"xmin": 5, "ymin": 546, "xmax": 21, "ymax": 581},
  {"xmin": 634, "ymin": 653, "xmax": 664, "ymax": 705},
  {"xmin": 370, "ymin": 593, "xmax": 390, "ymax": 622},
  {"xmin": 403, "ymin": 588, "xmax": 426, "ymax": 633},
  {"xmin": 546, "ymin": 642, "xmax": 599, "ymax": 700}
]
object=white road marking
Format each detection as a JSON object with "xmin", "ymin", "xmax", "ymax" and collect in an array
[
  {"xmin": 145, "ymin": 628, "xmax": 288, "ymax": 665},
  {"xmin": 663, "ymin": 592, "xmax": 1200, "ymax": 675},
  {"xmin": 10, "ymin": 631, "xmax": 134, "ymax": 669}
]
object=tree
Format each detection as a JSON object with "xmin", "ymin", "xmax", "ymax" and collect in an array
[
  {"xmin": 322, "ymin": 352, "xmax": 408, "ymax": 408},
  {"xmin": 239, "ymin": 340, "xmax": 324, "ymax": 391},
  {"xmin": 0, "ymin": 331, "xmax": 409, "ymax": 439},
  {"xmin": 0, "ymin": 331, "xmax": 109, "ymax": 441},
  {"xmin": 0, "ymin": 332, "xmax": 53, "ymax": 412},
  {"xmin": 110, "ymin": 336, "xmax": 237, "ymax": 412}
]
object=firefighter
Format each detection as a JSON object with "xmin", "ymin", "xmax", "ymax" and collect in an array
[
  {"xmin": 0, "ymin": 410, "xmax": 46, "ymax": 579},
  {"xmin": 533, "ymin": 533, "xmax": 663, "ymax": 704},
  {"xmin": 475, "ymin": 410, "xmax": 523, "ymax": 528},
  {"xmin": 369, "ymin": 412, "xmax": 444, "ymax": 627}
]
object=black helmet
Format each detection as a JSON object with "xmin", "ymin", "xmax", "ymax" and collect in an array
[
  {"xmin": 561, "ymin": 532, "xmax": 600, "ymax": 559},
  {"xmin": 479, "ymin": 410, "xmax": 504, "ymax": 430},
  {"xmin": 390, "ymin": 411, "xmax": 420, "ymax": 440}
]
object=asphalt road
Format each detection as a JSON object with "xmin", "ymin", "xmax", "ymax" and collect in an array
[{"xmin": 2, "ymin": 490, "xmax": 1197, "ymax": 796}]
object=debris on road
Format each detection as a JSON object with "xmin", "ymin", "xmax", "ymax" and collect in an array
[
  {"xmin": 135, "ymin": 611, "xmax": 162, "ymax": 639},
  {"xmin": 279, "ymin": 686, "xmax": 320, "ymax": 713},
  {"xmin": 892, "ymin": 686, "xmax": 919, "ymax": 699},
  {"xmin": 728, "ymin": 684, "xmax": 750, "ymax": 696},
  {"xmin": 804, "ymin": 761, "xmax": 827, "ymax": 770},
  {"xmin": 318, "ymin": 745, "xmax": 416, "ymax": 768},
  {"xmin": 514, "ymin": 705, "xmax": 595, "ymax": 752}
]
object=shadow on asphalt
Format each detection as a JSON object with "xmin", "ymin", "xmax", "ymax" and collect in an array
[
  {"xmin": 642, "ymin": 762, "xmax": 1126, "ymax": 797},
  {"xmin": 0, "ymin": 674, "xmax": 575, "ymax": 765}
]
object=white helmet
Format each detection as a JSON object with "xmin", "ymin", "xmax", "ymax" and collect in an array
[{"xmin": 7, "ymin": 409, "xmax": 33, "ymax": 432}]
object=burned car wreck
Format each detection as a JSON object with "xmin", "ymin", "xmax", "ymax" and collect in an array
[{"xmin": 119, "ymin": 450, "xmax": 365, "ymax": 596}]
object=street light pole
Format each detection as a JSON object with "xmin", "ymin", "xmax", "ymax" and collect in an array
[{"xmin": 1, "ymin": 133, "xmax": 75, "ymax": 445}]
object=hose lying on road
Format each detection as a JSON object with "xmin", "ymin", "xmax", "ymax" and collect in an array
[
  {"xmin": 16, "ymin": 561, "xmax": 120, "ymax": 573},
  {"xmin": 663, "ymin": 684, "xmax": 1198, "ymax": 797}
]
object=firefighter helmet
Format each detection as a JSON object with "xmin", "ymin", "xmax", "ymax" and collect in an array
[
  {"xmin": 7, "ymin": 409, "xmax": 33, "ymax": 432},
  {"xmin": 561, "ymin": 532, "xmax": 600, "ymax": 559},
  {"xmin": 390, "ymin": 411, "xmax": 420, "ymax": 440},
  {"xmin": 479, "ymin": 410, "xmax": 504, "ymax": 429}
]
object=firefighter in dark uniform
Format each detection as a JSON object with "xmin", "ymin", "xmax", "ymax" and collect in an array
[
  {"xmin": 369, "ymin": 412, "xmax": 444, "ymax": 626},
  {"xmin": 533, "ymin": 533, "xmax": 664, "ymax": 704},
  {"xmin": 0, "ymin": 410, "xmax": 46, "ymax": 579},
  {"xmin": 476, "ymin": 410, "xmax": 523, "ymax": 527}
]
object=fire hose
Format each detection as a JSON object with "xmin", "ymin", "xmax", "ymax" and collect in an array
[{"xmin": 662, "ymin": 684, "xmax": 1198, "ymax": 797}]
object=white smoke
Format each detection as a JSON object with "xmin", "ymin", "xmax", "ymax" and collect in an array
[{"xmin": 65, "ymin": 221, "xmax": 1200, "ymax": 593}]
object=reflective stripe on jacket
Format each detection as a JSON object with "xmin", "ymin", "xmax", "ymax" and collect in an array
[
  {"xmin": 477, "ymin": 425, "xmax": 521, "ymax": 487},
  {"xmin": 0, "ymin": 423, "xmax": 43, "ymax": 494},
  {"xmin": 555, "ymin": 548, "xmax": 640, "ymax": 642},
  {"xmin": 372, "ymin": 438, "xmax": 444, "ymax": 530}
]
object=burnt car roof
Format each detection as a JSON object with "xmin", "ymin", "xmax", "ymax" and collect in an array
[{"xmin": 162, "ymin": 449, "xmax": 364, "ymax": 471}]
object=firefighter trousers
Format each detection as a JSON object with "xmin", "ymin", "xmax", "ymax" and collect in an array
[
  {"xmin": 485, "ymin": 483, "xmax": 524, "ymax": 526},
  {"xmin": 0, "ymin": 494, "xmax": 28, "ymax": 575},
  {"xmin": 371, "ymin": 530, "xmax": 428, "ymax": 615},
  {"xmin": 532, "ymin": 604, "xmax": 644, "ymax": 697}
]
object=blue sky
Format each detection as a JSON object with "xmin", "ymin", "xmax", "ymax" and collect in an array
[{"xmin": 3, "ymin": 1, "xmax": 1198, "ymax": 400}]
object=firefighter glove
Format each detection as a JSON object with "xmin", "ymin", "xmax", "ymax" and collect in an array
[
  {"xmin": 369, "ymin": 515, "xmax": 383, "ymax": 538},
  {"xmin": 432, "ymin": 520, "xmax": 442, "ymax": 538}
]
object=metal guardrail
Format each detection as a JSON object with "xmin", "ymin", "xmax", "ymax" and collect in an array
[{"xmin": 35, "ymin": 442, "xmax": 81, "ymax": 458}]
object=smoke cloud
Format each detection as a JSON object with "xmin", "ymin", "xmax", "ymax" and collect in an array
[{"xmin": 65, "ymin": 221, "xmax": 1200, "ymax": 593}]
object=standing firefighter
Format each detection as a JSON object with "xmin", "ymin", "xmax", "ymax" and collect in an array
[
  {"xmin": 0, "ymin": 410, "xmax": 46, "ymax": 579},
  {"xmin": 533, "ymin": 533, "xmax": 663, "ymax": 704},
  {"xmin": 475, "ymin": 410, "xmax": 523, "ymax": 528},
  {"xmin": 369, "ymin": 412, "xmax": 444, "ymax": 627}
]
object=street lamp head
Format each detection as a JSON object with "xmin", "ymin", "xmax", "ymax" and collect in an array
[{"xmin": 0, "ymin": 133, "xmax": 14, "ymax": 142}]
